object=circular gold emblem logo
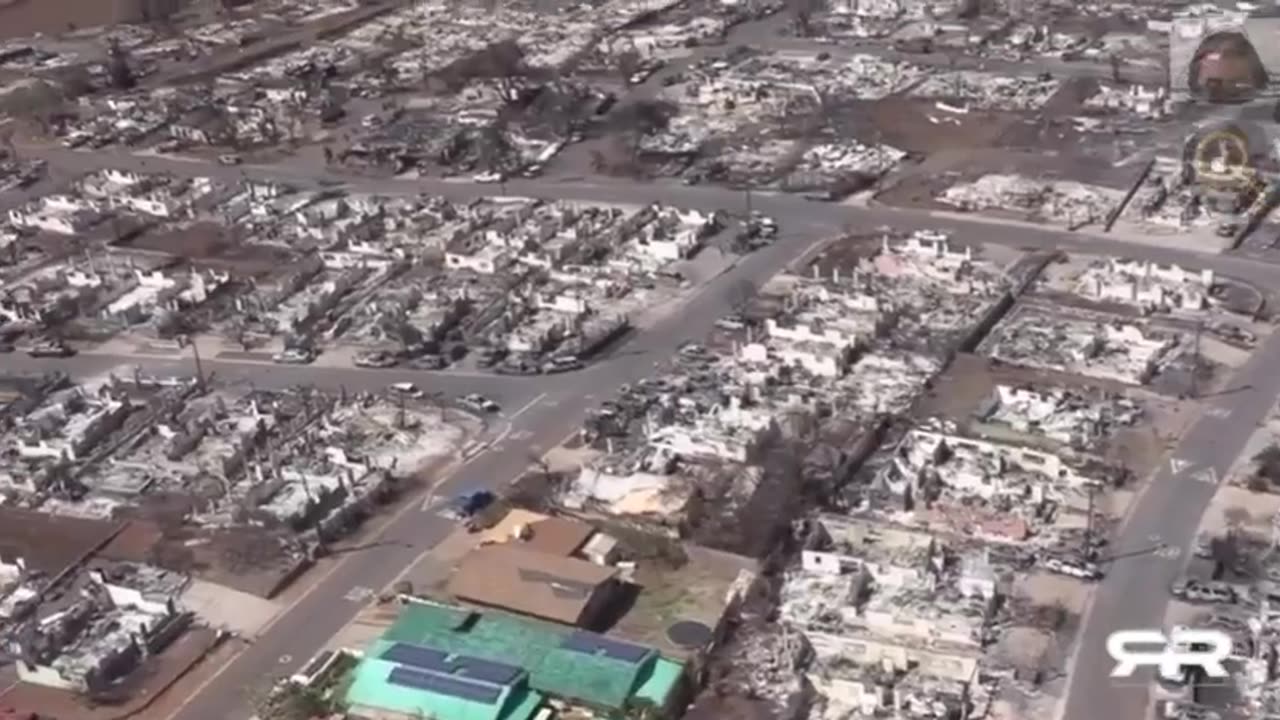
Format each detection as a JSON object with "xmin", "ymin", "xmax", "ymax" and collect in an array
[{"xmin": 1191, "ymin": 127, "xmax": 1255, "ymax": 190}]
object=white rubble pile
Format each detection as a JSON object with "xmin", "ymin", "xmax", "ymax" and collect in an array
[
  {"xmin": 827, "ymin": 0, "xmax": 926, "ymax": 19},
  {"xmin": 1094, "ymin": 32, "xmax": 1163, "ymax": 60},
  {"xmin": 821, "ymin": 0, "xmax": 952, "ymax": 37},
  {"xmin": 726, "ymin": 627, "xmax": 812, "ymax": 711},
  {"xmin": 615, "ymin": 17, "xmax": 727, "ymax": 54},
  {"xmin": 1123, "ymin": 173, "xmax": 1221, "ymax": 230},
  {"xmin": 714, "ymin": 139, "xmax": 797, "ymax": 178},
  {"xmin": 1171, "ymin": 3, "xmax": 1242, "ymax": 19},
  {"xmin": 718, "ymin": 52, "xmax": 924, "ymax": 101},
  {"xmin": 840, "ymin": 54, "xmax": 928, "ymax": 98},
  {"xmin": 940, "ymin": 174, "xmax": 1122, "ymax": 226},
  {"xmin": 994, "ymin": 24, "xmax": 1090, "ymax": 58},
  {"xmin": 644, "ymin": 116, "xmax": 714, "ymax": 154},
  {"xmin": 796, "ymin": 141, "xmax": 906, "ymax": 178},
  {"xmin": 1083, "ymin": 84, "xmax": 1172, "ymax": 119},
  {"xmin": 818, "ymin": 15, "xmax": 891, "ymax": 38},
  {"xmin": 911, "ymin": 72, "xmax": 1060, "ymax": 111}
]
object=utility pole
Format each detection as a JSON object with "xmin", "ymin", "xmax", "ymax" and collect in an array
[
  {"xmin": 1189, "ymin": 319, "xmax": 1203, "ymax": 398},
  {"xmin": 744, "ymin": 187, "xmax": 753, "ymax": 216},
  {"xmin": 397, "ymin": 391, "xmax": 406, "ymax": 430},
  {"xmin": 1082, "ymin": 483, "xmax": 1097, "ymax": 560},
  {"xmin": 176, "ymin": 334, "xmax": 205, "ymax": 391}
]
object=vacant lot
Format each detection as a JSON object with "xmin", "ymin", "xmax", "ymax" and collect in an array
[
  {"xmin": 0, "ymin": 506, "xmax": 123, "ymax": 576},
  {"xmin": 0, "ymin": 0, "xmax": 143, "ymax": 38}
]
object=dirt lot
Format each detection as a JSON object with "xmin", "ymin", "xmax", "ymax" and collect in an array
[
  {"xmin": 0, "ymin": 507, "xmax": 123, "ymax": 576},
  {"xmin": 864, "ymin": 97, "xmax": 1018, "ymax": 156},
  {"xmin": 1198, "ymin": 484, "xmax": 1280, "ymax": 537},
  {"xmin": 0, "ymin": 0, "xmax": 153, "ymax": 39},
  {"xmin": 611, "ymin": 544, "xmax": 757, "ymax": 660},
  {"xmin": 119, "ymin": 222, "xmax": 296, "ymax": 275},
  {"xmin": 102, "ymin": 518, "xmax": 308, "ymax": 599},
  {"xmin": 875, "ymin": 137, "xmax": 1137, "ymax": 214}
]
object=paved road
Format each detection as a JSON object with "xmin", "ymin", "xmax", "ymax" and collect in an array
[
  {"xmin": 11, "ymin": 103, "xmax": 1280, "ymax": 720},
  {"xmin": 16, "ymin": 142, "xmax": 1280, "ymax": 283},
  {"xmin": 159, "ymin": 178, "xmax": 852, "ymax": 720},
  {"xmin": 35, "ymin": 187, "xmax": 1266, "ymax": 720},
  {"xmin": 1061, "ymin": 334, "xmax": 1280, "ymax": 720},
  {"xmin": 15, "ymin": 136, "xmax": 1280, "ymax": 720}
]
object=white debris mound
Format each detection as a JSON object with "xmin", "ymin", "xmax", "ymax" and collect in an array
[
  {"xmin": 799, "ymin": 141, "xmax": 906, "ymax": 177},
  {"xmin": 940, "ymin": 174, "xmax": 1122, "ymax": 225}
]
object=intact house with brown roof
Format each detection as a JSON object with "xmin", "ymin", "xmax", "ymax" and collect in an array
[
  {"xmin": 479, "ymin": 511, "xmax": 623, "ymax": 565},
  {"xmin": 445, "ymin": 544, "xmax": 621, "ymax": 629},
  {"xmin": 519, "ymin": 516, "xmax": 595, "ymax": 556}
]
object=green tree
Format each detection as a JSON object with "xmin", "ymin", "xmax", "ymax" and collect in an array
[
  {"xmin": 611, "ymin": 698, "xmax": 670, "ymax": 720},
  {"xmin": 1255, "ymin": 444, "xmax": 1280, "ymax": 483}
]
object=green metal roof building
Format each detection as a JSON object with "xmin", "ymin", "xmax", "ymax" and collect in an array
[
  {"xmin": 345, "ymin": 600, "xmax": 685, "ymax": 720},
  {"xmin": 347, "ymin": 645, "xmax": 544, "ymax": 720}
]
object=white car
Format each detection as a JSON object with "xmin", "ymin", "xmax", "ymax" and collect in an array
[
  {"xmin": 714, "ymin": 316, "xmax": 747, "ymax": 330},
  {"xmin": 460, "ymin": 393, "xmax": 500, "ymax": 413},
  {"xmin": 272, "ymin": 348, "xmax": 315, "ymax": 365},
  {"xmin": 1044, "ymin": 556, "xmax": 1103, "ymax": 581},
  {"xmin": 473, "ymin": 171, "xmax": 505, "ymax": 184},
  {"xmin": 1172, "ymin": 578, "xmax": 1236, "ymax": 605},
  {"xmin": 389, "ymin": 382, "xmax": 424, "ymax": 399}
]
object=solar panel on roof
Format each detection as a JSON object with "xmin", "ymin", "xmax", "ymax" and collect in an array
[
  {"xmin": 382, "ymin": 643, "xmax": 523, "ymax": 687},
  {"xmin": 387, "ymin": 667, "xmax": 502, "ymax": 705},
  {"xmin": 381, "ymin": 643, "xmax": 449, "ymax": 670},
  {"xmin": 453, "ymin": 656, "xmax": 522, "ymax": 686},
  {"xmin": 560, "ymin": 630, "xmax": 651, "ymax": 663}
]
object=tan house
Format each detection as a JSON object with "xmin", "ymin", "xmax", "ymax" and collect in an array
[{"xmin": 446, "ymin": 544, "xmax": 620, "ymax": 629}]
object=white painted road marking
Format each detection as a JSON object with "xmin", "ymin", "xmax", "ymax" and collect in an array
[
  {"xmin": 1203, "ymin": 406, "xmax": 1232, "ymax": 419},
  {"xmin": 1155, "ymin": 545, "xmax": 1183, "ymax": 560},
  {"xmin": 342, "ymin": 586, "xmax": 375, "ymax": 603},
  {"xmin": 278, "ymin": 654, "xmax": 292, "ymax": 665},
  {"xmin": 418, "ymin": 497, "xmax": 455, "ymax": 518},
  {"xmin": 1189, "ymin": 467, "xmax": 1220, "ymax": 485},
  {"xmin": 462, "ymin": 440, "xmax": 491, "ymax": 460},
  {"xmin": 1170, "ymin": 458, "xmax": 1192, "ymax": 475},
  {"xmin": 508, "ymin": 393, "xmax": 546, "ymax": 422}
]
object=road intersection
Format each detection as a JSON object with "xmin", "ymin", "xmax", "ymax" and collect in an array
[{"xmin": 4, "ymin": 134, "xmax": 1280, "ymax": 720}]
